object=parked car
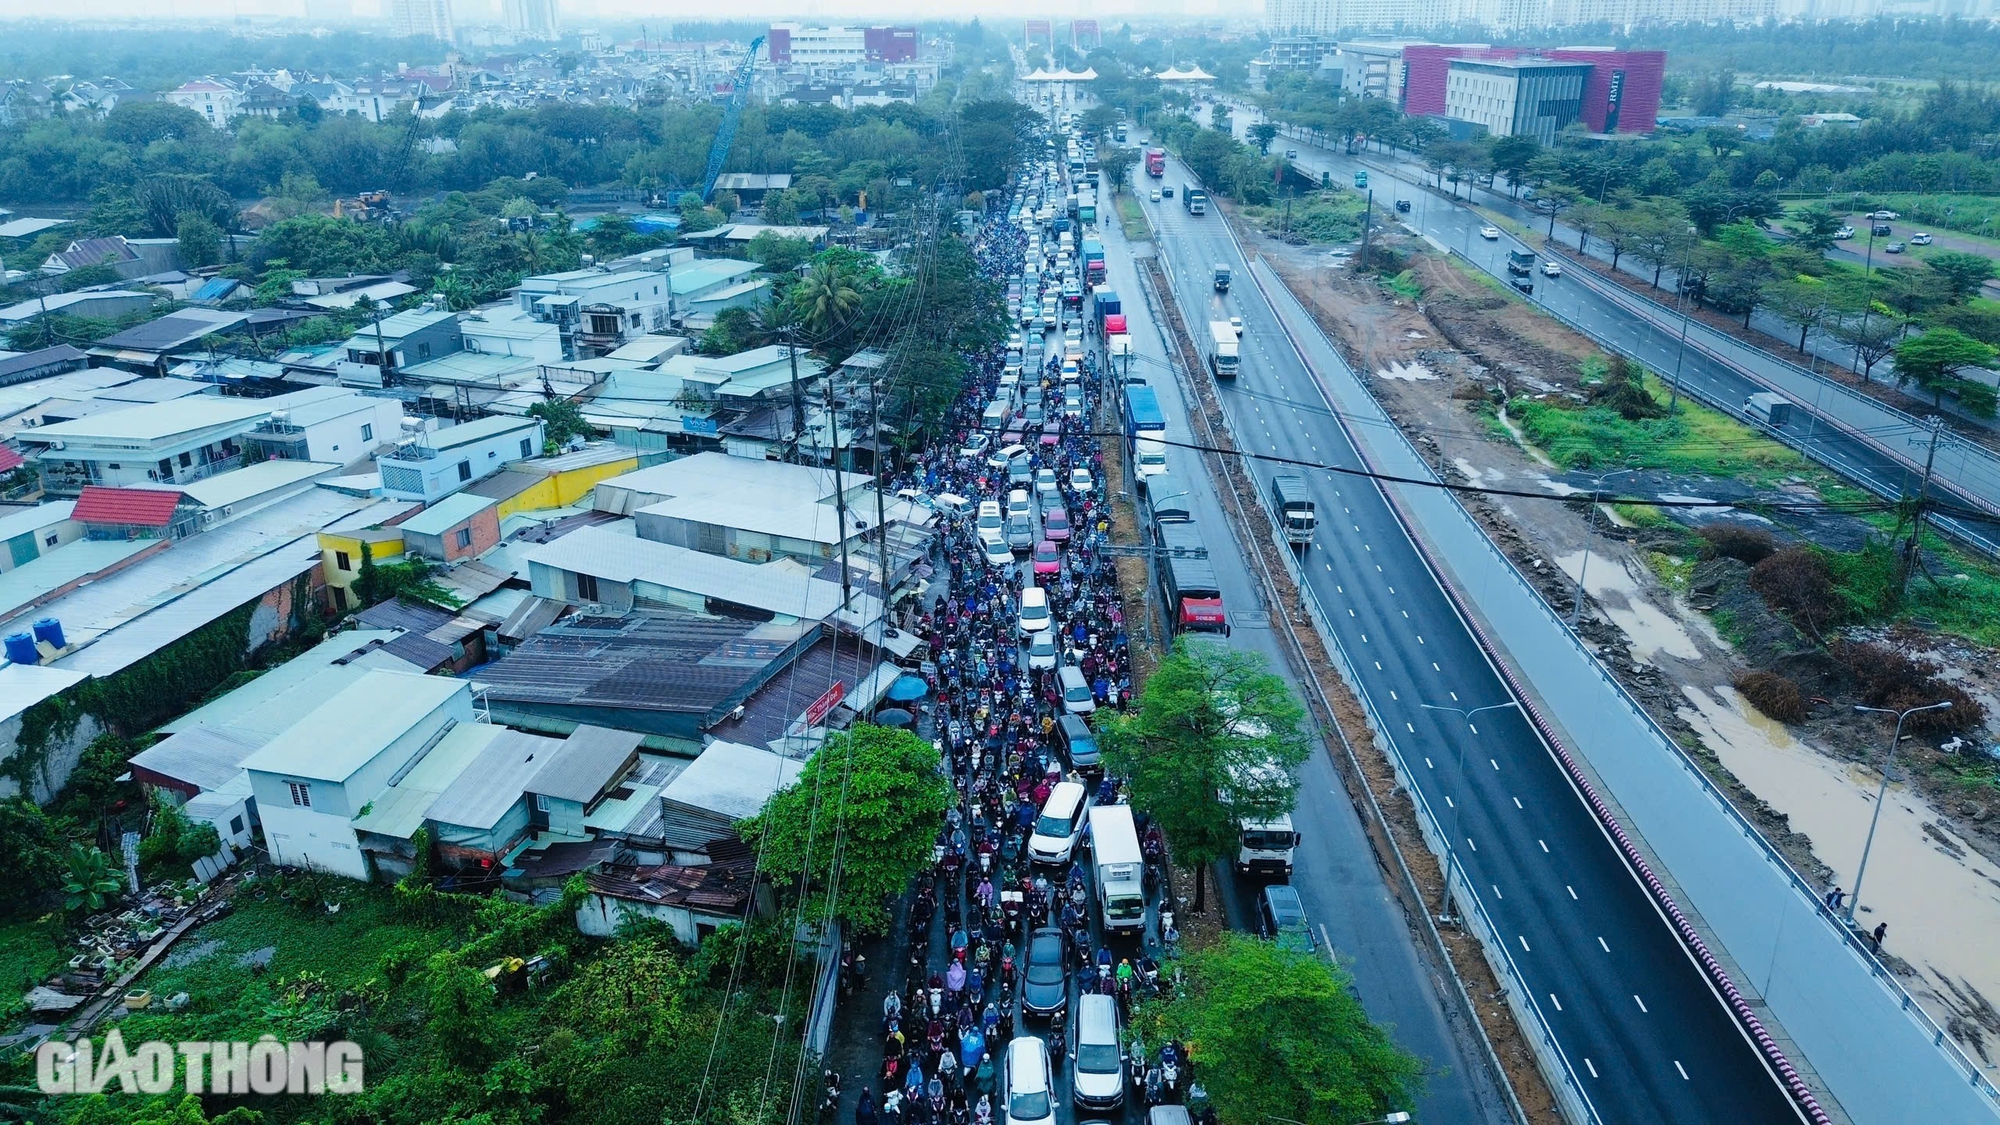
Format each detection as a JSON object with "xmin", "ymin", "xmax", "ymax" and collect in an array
[
  {"xmin": 1020, "ymin": 931, "xmax": 1069, "ymax": 1018},
  {"xmin": 1258, "ymin": 885, "xmax": 1316, "ymax": 953},
  {"xmin": 1868, "ymin": 209, "xmax": 1900, "ymax": 220},
  {"xmin": 1871, "ymin": 223, "xmax": 1892, "ymax": 237},
  {"xmin": 1911, "ymin": 232, "xmax": 1934, "ymax": 245},
  {"xmin": 1885, "ymin": 241, "xmax": 1906, "ymax": 254},
  {"xmin": 1284, "ymin": 148, "xmax": 1298, "ymax": 159},
  {"xmin": 1834, "ymin": 226, "xmax": 1856, "ymax": 240}
]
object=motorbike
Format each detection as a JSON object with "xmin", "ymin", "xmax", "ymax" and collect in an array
[{"xmin": 818, "ymin": 1072, "xmax": 842, "ymax": 1124}]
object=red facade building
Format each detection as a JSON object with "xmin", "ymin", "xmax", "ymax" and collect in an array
[{"xmin": 1398, "ymin": 44, "xmax": 1662, "ymax": 134}]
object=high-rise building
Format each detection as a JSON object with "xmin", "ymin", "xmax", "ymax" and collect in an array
[
  {"xmin": 503, "ymin": 0, "xmax": 561, "ymax": 41},
  {"xmin": 766, "ymin": 25, "xmax": 917, "ymax": 68},
  {"xmin": 389, "ymin": 0, "xmax": 454, "ymax": 43},
  {"xmin": 1272, "ymin": 0, "xmax": 1768, "ymax": 30},
  {"xmin": 1071, "ymin": 20, "xmax": 1101, "ymax": 51},
  {"xmin": 1444, "ymin": 58, "xmax": 1594, "ymax": 144}
]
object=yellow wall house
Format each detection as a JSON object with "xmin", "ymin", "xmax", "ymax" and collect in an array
[
  {"xmin": 462, "ymin": 443, "xmax": 639, "ymax": 521},
  {"xmin": 318, "ymin": 525, "xmax": 407, "ymax": 612}
]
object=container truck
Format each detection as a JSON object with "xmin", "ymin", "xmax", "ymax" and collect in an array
[
  {"xmin": 1122, "ymin": 384, "xmax": 1168, "ymax": 479},
  {"xmin": 1092, "ymin": 290, "xmax": 1122, "ymax": 332},
  {"xmin": 1157, "ymin": 522, "xmax": 1228, "ymax": 635},
  {"xmin": 1270, "ymin": 474, "xmax": 1315, "ymax": 545},
  {"xmin": 1082, "ymin": 239, "xmax": 1107, "ymax": 284},
  {"xmin": 1182, "ymin": 184, "xmax": 1207, "ymax": 215},
  {"xmin": 1145, "ymin": 148, "xmax": 1166, "ymax": 178},
  {"xmin": 1213, "ymin": 263, "xmax": 1232, "ymax": 292},
  {"xmin": 1208, "ymin": 322, "xmax": 1240, "ymax": 379},
  {"xmin": 1089, "ymin": 804, "xmax": 1146, "ymax": 932},
  {"xmin": 1078, "ymin": 193, "xmax": 1097, "ymax": 225}
]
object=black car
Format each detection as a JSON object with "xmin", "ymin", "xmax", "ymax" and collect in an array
[
  {"xmin": 1394, "ymin": 199, "xmax": 1412, "ymax": 213},
  {"xmin": 1021, "ymin": 926, "xmax": 1069, "ymax": 1018}
]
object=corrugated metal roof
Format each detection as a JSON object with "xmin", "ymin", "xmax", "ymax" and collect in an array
[
  {"xmin": 239, "ymin": 670, "xmax": 467, "ymax": 782},
  {"xmin": 128, "ymin": 725, "xmax": 262, "ymax": 793},
  {"xmin": 71, "ymin": 486, "xmax": 184, "ymax": 526},
  {"xmin": 526, "ymin": 522, "xmax": 858, "ymax": 622},
  {"xmin": 400, "ymin": 492, "xmax": 497, "ymax": 537},
  {"xmin": 349, "ymin": 721, "xmax": 499, "ymax": 838},
  {"xmin": 0, "ymin": 500, "xmax": 74, "ymax": 542},
  {"xmin": 426, "ymin": 726, "xmax": 563, "ymax": 830},
  {"xmin": 529, "ymin": 724, "xmax": 643, "ymax": 804},
  {"xmin": 159, "ymin": 629, "xmax": 416, "ymax": 734},
  {"xmin": 93, "ymin": 309, "xmax": 249, "ymax": 353}
]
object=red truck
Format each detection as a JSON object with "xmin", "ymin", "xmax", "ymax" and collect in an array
[{"xmin": 1144, "ymin": 148, "xmax": 1166, "ymax": 178}]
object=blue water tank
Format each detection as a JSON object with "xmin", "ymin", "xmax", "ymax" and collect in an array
[
  {"xmin": 31, "ymin": 618, "xmax": 64, "ymax": 650},
  {"xmin": 3, "ymin": 632, "xmax": 37, "ymax": 665}
]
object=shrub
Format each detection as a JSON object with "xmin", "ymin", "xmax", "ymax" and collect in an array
[
  {"xmin": 1832, "ymin": 640, "xmax": 1987, "ymax": 733},
  {"xmin": 1697, "ymin": 523, "xmax": 1777, "ymax": 565},
  {"xmin": 1750, "ymin": 546, "xmax": 1839, "ymax": 632},
  {"xmin": 1734, "ymin": 671, "xmax": 1807, "ymax": 723},
  {"xmin": 1589, "ymin": 355, "xmax": 1665, "ymax": 420}
]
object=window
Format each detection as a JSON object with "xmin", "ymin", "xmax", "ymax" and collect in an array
[
  {"xmin": 229, "ymin": 815, "xmax": 245, "ymax": 835},
  {"xmin": 178, "ymin": 451, "xmax": 193, "ymax": 467},
  {"xmin": 286, "ymin": 781, "xmax": 312, "ymax": 808},
  {"xmin": 576, "ymin": 572, "xmax": 599, "ymax": 602},
  {"xmin": 335, "ymin": 550, "xmax": 351, "ymax": 571},
  {"xmin": 44, "ymin": 532, "xmax": 58, "ymax": 547},
  {"xmin": 534, "ymin": 793, "xmax": 550, "ymax": 812},
  {"xmin": 455, "ymin": 527, "xmax": 472, "ymax": 549},
  {"xmin": 418, "ymin": 342, "xmax": 432, "ymax": 358},
  {"xmin": 457, "ymin": 460, "xmax": 472, "ymax": 481},
  {"xmin": 361, "ymin": 423, "xmax": 374, "ymax": 441},
  {"xmin": 520, "ymin": 438, "xmax": 533, "ymax": 458},
  {"xmin": 331, "ymin": 586, "xmax": 348, "ymax": 610}
]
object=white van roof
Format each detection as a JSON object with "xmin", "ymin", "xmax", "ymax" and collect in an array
[{"xmin": 1043, "ymin": 779, "xmax": 1086, "ymax": 817}]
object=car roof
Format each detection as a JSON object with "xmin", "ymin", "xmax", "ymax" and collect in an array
[{"xmin": 1264, "ymin": 884, "xmax": 1305, "ymax": 917}]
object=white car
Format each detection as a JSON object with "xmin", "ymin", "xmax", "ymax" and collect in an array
[
  {"xmin": 1004, "ymin": 1039, "xmax": 1057, "ymax": 1125},
  {"xmin": 1017, "ymin": 586, "xmax": 1053, "ymax": 636},
  {"xmin": 1911, "ymin": 232, "xmax": 1934, "ymax": 245},
  {"xmin": 1006, "ymin": 488, "xmax": 1033, "ymax": 520},
  {"xmin": 1150, "ymin": 188, "xmax": 1162, "ymax": 202},
  {"xmin": 988, "ymin": 442, "xmax": 1029, "ymax": 470},
  {"xmin": 1026, "ymin": 629, "xmax": 1058, "ymax": 671},
  {"xmin": 1479, "ymin": 225, "xmax": 1501, "ymax": 240},
  {"xmin": 976, "ymin": 500, "xmax": 1004, "ymax": 537},
  {"xmin": 980, "ymin": 534, "xmax": 1013, "ymax": 567},
  {"xmin": 1229, "ymin": 315, "xmax": 1243, "ymax": 336},
  {"xmin": 1068, "ymin": 467, "xmax": 1093, "ymax": 493},
  {"xmin": 1541, "ymin": 260, "xmax": 1562, "ymax": 278}
]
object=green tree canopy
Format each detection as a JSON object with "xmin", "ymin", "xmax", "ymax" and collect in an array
[
  {"xmin": 1099, "ymin": 639, "xmax": 1309, "ymax": 912},
  {"xmin": 1130, "ymin": 933, "xmax": 1423, "ymax": 1125},
  {"xmin": 1787, "ymin": 205, "xmax": 1845, "ymax": 253},
  {"xmin": 739, "ymin": 723, "xmax": 952, "ymax": 934},
  {"xmin": 1893, "ymin": 326, "xmax": 1998, "ymax": 405},
  {"xmin": 1925, "ymin": 250, "xmax": 1997, "ymax": 303}
]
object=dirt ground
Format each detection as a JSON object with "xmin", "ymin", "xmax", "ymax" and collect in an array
[{"xmin": 1267, "ymin": 232, "xmax": 2000, "ymax": 1078}]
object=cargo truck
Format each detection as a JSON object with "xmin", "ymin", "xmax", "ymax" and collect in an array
[
  {"xmin": 1145, "ymin": 148, "xmax": 1166, "ymax": 178},
  {"xmin": 1092, "ymin": 289, "xmax": 1121, "ymax": 331},
  {"xmin": 1232, "ymin": 759, "xmax": 1301, "ymax": 878},
  {"xmin": 1089, "ymin": 804, "xmax": 1146, "ymax": 932},
  {"xmin": 1182, "ymin": 184, "xmax": 1207, "ymax": 215},
  {"xmin": 1157, "ymin": 522, "xmax": 1228, "ymax": 635},
  {"xmin": 1078, "ymin": 193, "xmax": 1097, "ymax": 225},
  {"xmin": 1213, "ymin": 263, "xmax": 1232, "ymax": 292},
  {"xmin": 1208, "ymin": 322, "xmax": 1239, "ymax": 379},
  {"xmin": 1082, "ymin": 239, "xmax": 1107, "ymax": 285},
  {"xmin": 1123, "ymin": 384, "xmax": 1168, "ymax": 478},
  {"xmin": 1745, "ymin": 392, "xmax": 1793, "ymax": 429},
  {"xmin": 1506, "ymin": 248, "xmax": 1535, "ymax": 277},
  {"xmin": 1270, "ymin": 474, "xmax": 1315, "ymax": 545}
]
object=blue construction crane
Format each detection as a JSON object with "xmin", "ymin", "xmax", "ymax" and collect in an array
[{"xmin": 698, "ymin": 36, "xmax": 765, "ymax": 203}]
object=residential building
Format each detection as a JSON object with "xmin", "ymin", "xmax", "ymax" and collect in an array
[
  {"xmin": 242, "ymin": 670, "xmax": 473, "ymax": 879},
  {"xmin": 18, "ymin": 395, "xmax": 274, "ymax": 493},
  {"xmin": 459, "ymin": 310, "xmax": 565, "ymax": 363},
  {"xmin": 459, "ymin": 443, "xmax": 639, "ymax": 522},
  {"xmin": 0, "ymin": 501, "xmax": 81, "ymax": 573},
  {"xmin": 88, "ymin": 308, "xmax": 252, "ymax": 375},
  {"xmin": 514, "ymin": 267, "xmax": 674, "ymax": 359},
  {"xmin": 377, "ymin": 414, "xmax": 545, "ymax": 503},
  {"xmin": 0, "ymin": 346, "xmax": 89, "ymax": 389},
  {"xmin": 240, "ymin": 387, "xmax": 404, "ymax": 466},
  {"xmin": 503, "ymin": 0, "xmax": 561, "ymax": 40},
  {"xmin": 399, "ymin": 492, "xmax": 501, "ymax": 562},
  {"xmin": 524, "ymin": 521, "xmax": 869, "ymax": 625},
  {"xmin": 1445, "ymin": 57, "xmax": 1594, "ymax": 143},
  {"xmin": 389, "ymin": 0, "xmax": 456, "ymax": 43},
  {"xmin": 163, "ymin": 79, "xmax": 243, "ymax": 126},
  {"xmin": 317, "ymin": 511, "xmax": 413, "ymax": 611},
  {"xmin": 591, "ymin": 452, "xmax": 876, "ymax": 566},
  {"xmin": 575, "ymin": 838, "xmax": 761, "ymax": 942},
  {"xmin": 0, "ymin": 290, "xmax": 157, "ymax": 326},
  {"xmin": 336, "ymin": 308, "xmax": 464, "ymax": 386},
  {"xmin": 1265, "ymin": 36, "xmax": 1342, "ymax": 79},
  {"xmin": 354, "ymin": 596, "xmax": 497, "ymax": 673}
]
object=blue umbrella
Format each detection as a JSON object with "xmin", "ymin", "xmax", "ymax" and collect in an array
[{"xmin": 886, "ymin": 675, "xmax": 931, "ymax": 703}]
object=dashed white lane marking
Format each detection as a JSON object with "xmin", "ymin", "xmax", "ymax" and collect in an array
[
  {"xmin": 1519, "ymin": 935, "xmax": 1531, "ymax": 953},
  {"xmin": 1425, "ymin": 757, "xmax": 1434, "ymax": 768},
  {"xmin": 1449, "ymin": 691, "xmax": 1458, "ymax": 701},
  {"xmin": 1551, "ymin": 994, "xmax": 1564, "ymax": 1012},
  {"xmin": 1406, "ymin": 722, "xmax": 1415, "ymax": 732},
  {"xmin": 1468, "ymin": 723, "xmax": 1479, "ymax": 735},
  {"xmin": 1584, "ymin": 1058, "xmax": 1597, "ymax": 1079},
  {"xmin": 1674, "ymin": 1061, "xmax": 1688, "ymax": 1081},
  {"xmin": 1540, "ymin": 840, "xmax": 1550, "ymax": 853},
  {"xmin": 1389, "ymin": 690, "xmax": 1398, "ymax": 700},
  {"xmin": 1513, "ymin": 797, "xmax": 1523, "ymax": 809},
  {"xmin": 1599, "ymin": 936, "xmax": 1610, "ymax": 952},
  {"xmin": 1443, "ymin": 796, "xmax": 1454, "ymax": 808},
  {"xmin": 1634, "ymin": 995, "xmax": 1648, "ymax": 1013},
  {"xmin": 1491, "ymin": 759, "xmax": 1501, "ymax": 770},
  {"xmin": 1466, "ymin": 837, "xmax": 1477, "ymax": 852}
]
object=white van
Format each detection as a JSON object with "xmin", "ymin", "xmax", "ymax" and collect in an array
[
  {"xmin": 982, "ymin": 400, "xmax": 1011, "ymax": 431},
  {"xmin": 1003, "ymin": 1038, "xmax": 1056, "ymax": 1125},
  {"xmin": 1071, "ymin": 994, "xmax": 1124, "ymax": 1110},
  {"xmin": 1028, "ymin": 780, "xmax": 1091, "ymax": 865},
  {"xmin": 1059, "ymin": 665, "xmax": 1096, "ymax": 715},
  {"xmin": 1017, "ymin": 586, "xmax": 1052, "ymax": 637}
]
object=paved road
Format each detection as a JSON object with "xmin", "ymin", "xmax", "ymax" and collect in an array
[
  {"xmin": 1223, "ymin": 111, "xmax": 2000, "ymax": 557},
  {"xmin": 1127, "ymin": 138, "xmax": 1806, "ymax": 1125},
  {"xmin": 1094, "ymin": 192, "xmax": 1515, "ymax": 1125}
]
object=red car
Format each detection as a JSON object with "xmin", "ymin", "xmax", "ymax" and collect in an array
[
  {"xmin": 1042, "ymin": 507, "xmax": 1072, "ymax": 543},
  {"xmin": 1032, "ymin": 540, "xmax": 1061, "ymax": 575}
]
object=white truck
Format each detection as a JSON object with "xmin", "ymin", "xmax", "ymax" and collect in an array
[
  {"xmin": 1208, "ymin": 321, "xmax": 1240, "ymax": 380},
  {"xmin": 1088, "ymin": 804, "xmax": 1146, "ymax": 933}
]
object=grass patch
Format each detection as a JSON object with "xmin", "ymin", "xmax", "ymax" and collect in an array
[
  {"xmin": 1711, "ymin": 607, "xmax": 1748, "ymax": 648},
  {"xmin": 0, "ymin": 915, "xmax": 70, "ymax": 1016},
  {"xmin": 1117, "ymin": 195, "xmax": 1151, "ymax": 243},
  {"xmin": 1465, "ymin": 266, "xmax": 1523, "ymax": 301},
  {"xmin": 1381, "ymin": 269, "xmax": 1423, "ymax": 300},
  {"xmin": 1902, "ymin": 542, "xmax": 2000, "ymax": 646},
  {"xmin": 1239, "ymin": 191, "xmax": 1365, "ymax": 244},
  {"xmin": 1613, "ymin": 502, "xmax": 1675, "ymax": 528},
  {"xmin": 1645, "ymin": 550, "xmax": 1697, "ymax": 594},
  {"xmin": 1508, "ymin": 370, "xmax": 1810, "ymax": 479}
]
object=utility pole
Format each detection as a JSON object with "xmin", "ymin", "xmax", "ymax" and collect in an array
[
  {"xmin": 1359, "ymin": 188, "xmax": 1373, "ymax": 271},
  {"xmin": 786, "ymin": 327, "xmax": 806, "ymax": 463},
  {"xmin": 826, "ymin": 380, "xmax": 853, "ymax": 613},
  {"xmin": 1900, "ymin": 415, "xmax": 1944, "ymax": 597},
  {"xmin": 372, "ymin": 305, "xmax": 393, "ymax": 386}
]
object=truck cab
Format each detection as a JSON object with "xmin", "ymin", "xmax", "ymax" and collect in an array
[
  {"xmin": 1238, "ymin": 814, "xmax": 1301, "ymax": 878},
  {"xmin": 1208, "ymin": 321, "xmax": 1240, "ymax": 379},
  {"xmin": 1213, "ymin": 263, "xmax": 1232, "ymax": 292}
]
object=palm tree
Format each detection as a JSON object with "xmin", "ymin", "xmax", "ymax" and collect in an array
[
  {"xmin": 62, "ymin": 845, "xmax": 121, "ymax": 915},
  {"xmin": 791, "ymin": 260, "xmax": 863, "ymax": 345}
]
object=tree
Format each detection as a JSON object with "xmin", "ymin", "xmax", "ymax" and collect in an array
[
  {"xmin": 1829, "ymin": 302, "xmax": 1906, "ymax": 381},
  {"xmin": 57, "ymin": 260, "xmax": 124, "ymax": 292},
  {"xmin": 1490, "ymin": 134, "xmax": 1541, "ymax": 197},
  {"xmin": 1098, "ymin": 146, "xmax": 1139, "ymax": 193},
  {"xmin": 267, "ymin": 170, "xmax": 330, "ymax": 221},
  {"xmin": 1787, "ymin": 206, "xmax": 1845, "ymax": 253},
  {"xmin": 0, "ymin": 798, "xmax": 65, "ymax": 913},
  {"xmin": 175, "ymin": 210, "xmax": 223, "ymax": 269},
  {"xmin": 62, "ymin": 844, "xmax": 122, "ymax": 914},
  {"xmin": 790, "ymin": 257, "xmax": 864, "ymax": 345},
  {"xmin": 1626, "ymin": 199, "xmax": 1696, "ymax": 289},
  {"xmin": 1129, "ymin": 934, "xmax": 1423, "ymax": 1125},
  {"xmin": 1893, "ymin": 326, "xmax": 1998, "ymax": 405},
  {"xmin": 1248, "ymin": 122, "xmax": 1278, "ymax": 155},
  {"xmin": 1877, "ymin": 265, "xmax": 1955, "ymax": 323},
  {"xmin": 746, "ymin": 231, "xmax": 813, "ymax": 274},
  {"xmin": 739, "ymin": 724, "xmax": 952, "ymax": 934},
  {"xmin": 132, "ymin": 173, "xmax": 236, "ymax": 239},
  {"xmin": 1763, "ymin": 277, "xmax": 1842, "ymax": 354},
  {"xmin": 1926, "ymin": 250, "xmax": 1997, "ymax": 303},
  {"xmin": 526, "ymin": 398, "xmax": 592, "ymax": 449},
  {"xmin": 1099, "ymin": 640, "xmax": 1308, "ymax": 914}
]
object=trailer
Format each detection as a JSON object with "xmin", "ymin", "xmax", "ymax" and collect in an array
[
  {"xmin": 1182, "ymin": 183, "xmax": 1207, "ymax": 215},
  {"xmin": 1157, "ymin": 522, "xmax": 1228, "ymax": 635},
  {"xmin": 1271, "ymin": 474, "xmax": 1315, "ymax": 545},
  {"xmin": 1145, "ymin": 148, "xmax": 1166, "ymax": 178},
  {"xmin": 1123, "ymin": 384, "xmax": 1167, "ymax": 478}
]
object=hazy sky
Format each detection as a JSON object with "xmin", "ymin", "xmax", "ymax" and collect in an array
[{"xmin": 0, "ymin": 0, "xmax": 1220, "ymax": 20}]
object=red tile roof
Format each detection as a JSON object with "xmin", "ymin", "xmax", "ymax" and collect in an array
[
  {"xmin": 71, "ymin": 485, "xmax": 183, "ymax": 526},
  {"xmin": 0, "ymin": 447, "xmax": 22, "ymax": 473}
]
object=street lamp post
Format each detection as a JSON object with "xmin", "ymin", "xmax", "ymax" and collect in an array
[
  {"xmin": 1668, "ymin": 224, "xmax": 1702, "ymax": 416},
  {"xmin": 1847, "ymin": 701, "xmax": 1952, "ymax": 924},
  {"xmin": 1418, "ymin": 700, "xmax": 1522, "ymax": 921},
  {"xmin": 1570, "ymin": 467, "xmax": 1640, "ymax": 627}
]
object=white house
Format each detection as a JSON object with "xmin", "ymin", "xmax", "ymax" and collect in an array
[
  {"xmin": 377, "ymin": 414, "xmax": 545, "ymax": 503},
  {"xmin": 239, "ymin": 670, "xmax": 473, "ymax": 880},
  {"xmin": 239, "ymin": 386, "xmax": 404, "ymax": 466},
  {"xmin": 162, "ymin": 78, "xmax": 244, "ymax": 126},
  {"xmin": 16, "ymin": 395, "xmax": 274, "ymax": 493}
]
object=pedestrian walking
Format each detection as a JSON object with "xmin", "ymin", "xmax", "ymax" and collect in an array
[{"xmin": 1871, "ymin": 922, "xmax": 1888, "ymax": 951}]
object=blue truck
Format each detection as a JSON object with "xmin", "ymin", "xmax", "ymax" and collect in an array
[
  {"xmin": 1093, "ymin": 290, "xmax": 1122, "ymax": 332},
  {"xmin": 1123, "ymin": 384, "xmax": 1167, "ymax": 479}
]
